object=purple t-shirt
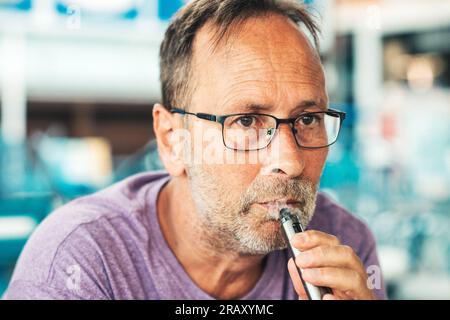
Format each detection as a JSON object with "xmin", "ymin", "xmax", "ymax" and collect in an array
[{"xmin": 3, "ymin": 171, "xmax": 386, "ymax": 300}]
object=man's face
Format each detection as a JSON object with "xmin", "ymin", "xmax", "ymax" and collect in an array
[{"xmin": 180, "ymin": 14, "xmax": 329, "ymax": 255}]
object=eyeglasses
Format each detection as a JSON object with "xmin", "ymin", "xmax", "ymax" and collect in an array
[{"xmin": 170, "ymin": 107, "xmax": 346, "ymax": 151}]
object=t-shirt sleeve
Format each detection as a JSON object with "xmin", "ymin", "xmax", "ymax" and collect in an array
[
  {"xmin": 3, "ymin": 224, "xmax": 113, "ymax": 300},
  {"xmin": 3, "ymin": 280, "xmax": 86, "ymax": 300}
]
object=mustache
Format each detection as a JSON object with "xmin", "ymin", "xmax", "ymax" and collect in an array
[{"xmin": 239, "ymin": 176, "xmax": 317, "ymax": 212}]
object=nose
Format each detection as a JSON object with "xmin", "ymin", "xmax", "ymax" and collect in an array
[{"xmin": 261, "ymin": 123, "xmax": 305, "ymax": 179}]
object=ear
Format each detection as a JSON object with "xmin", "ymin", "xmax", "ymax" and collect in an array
[{"xmin": 152, "ymin": 103, "xmax": 186, "ymax": 177}]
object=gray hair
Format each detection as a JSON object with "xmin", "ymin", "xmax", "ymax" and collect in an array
[{"xmin": 159, "ymin": 0, "xmax": 320, "ymax": 110}]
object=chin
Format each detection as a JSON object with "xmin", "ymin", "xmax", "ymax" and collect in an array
[{"xmin": 237, "ymin": 220, "xmax": 288, "ymax": 255}]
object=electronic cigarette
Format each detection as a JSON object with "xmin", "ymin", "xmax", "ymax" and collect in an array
[{"xmin": 280, "ymin": 207, "xmax": 332, "ymax": 300}]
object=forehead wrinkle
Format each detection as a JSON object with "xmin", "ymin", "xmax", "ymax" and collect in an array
[
  {"xmin": 191, "ymin": 15, "xmax": 326, "ymax": 112},
  {"xmin": 219, "ymin": 84, "xmax": 271, "ymax": 113},
  {"xmin": 228, "ymin": 62, "xmax": 324, "ymax": 87},
  {"xmin": 222, "ymin": 61, "xmax": 324, "ymax": 97},
  {"xmin": 219, "ymin": 80, "xmax": 327, "ymax": 115},
  {"xmin": 224, "ymin": 63, "xmax": 325, "ymax": 104},
  {"xmin": 218, "ymin": 47, "xmax": 326, "ymax": 112},
  {"xmin": 222, "ymin": 34, "xmax": 325, "ymax": 86}
]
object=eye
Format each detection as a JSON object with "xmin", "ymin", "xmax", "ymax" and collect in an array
[
  {"xmin": 236, "ymin": 115, "xmax": 257, "ymax": 128},
  {"xmin": 299, "ymin": 114, "xmax": 320, "ymax": 126}
]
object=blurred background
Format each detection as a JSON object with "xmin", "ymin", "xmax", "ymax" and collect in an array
[{"xmin": 0, "ymin": 0, "xmax": 449, "ymax": 299}]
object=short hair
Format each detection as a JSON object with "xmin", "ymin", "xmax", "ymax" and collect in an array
[{"xmin": 159, "ymin": 0, "xmax": 320, "ymax": 110}]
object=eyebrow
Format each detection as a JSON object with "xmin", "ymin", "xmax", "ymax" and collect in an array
[
  {"xmin": 291, "ymin": 100, "xmax": 327, "ymax": 115},
  {"xmin": 231, "ymin": 100, "xmax": 327, "ymax": 115}
]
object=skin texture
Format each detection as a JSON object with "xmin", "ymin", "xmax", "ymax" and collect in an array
[{"xmin": 153, "ymin": 14, "xmax": 376, "ymax": 300}]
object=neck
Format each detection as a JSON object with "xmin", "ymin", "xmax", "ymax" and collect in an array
[{"xmin": 156, "ymin": 176, "xmax": 266, "ymax": 299}]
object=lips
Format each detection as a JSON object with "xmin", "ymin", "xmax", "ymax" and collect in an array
[
  {"xmin": 258, "ymin": 199, "xmax": 300, "ymax": 205},
  {"xmin": 257, "ymin": 201, "xmax": 302, "ymax": 209},
  {"xmin": 256, "ymin": 199, "xmax": 303, "ymax": 220}
]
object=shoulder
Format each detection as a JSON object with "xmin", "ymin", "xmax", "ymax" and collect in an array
[{"xmin": 5, "ymin": 171, "xmax": 170, "ymax": 295}]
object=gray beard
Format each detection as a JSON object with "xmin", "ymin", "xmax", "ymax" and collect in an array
[{"xmin": 186, "ymin": 168, "xmax": 318, "ymax": 255}]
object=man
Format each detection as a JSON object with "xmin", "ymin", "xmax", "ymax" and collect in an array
[{"xmin": 3, "ymin": 0, "xmax": 386, "ymax": 300}]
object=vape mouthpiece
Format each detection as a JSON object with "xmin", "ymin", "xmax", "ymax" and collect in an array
[
  {"xmin": 279, "ymin": 207, "xmax": 291, "ymax": 220},
  {"xmin": 279, "ymin": 207, "xmax": 300, "ymax": 225}
]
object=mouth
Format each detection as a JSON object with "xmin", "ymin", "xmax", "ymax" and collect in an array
[
  {"xmin": 258, "ymin": 198, "xmax": 300, "ymax": 205},
  {"xmin": 255, "ymin": 199, "xmax": 303, "ymax": 220}
]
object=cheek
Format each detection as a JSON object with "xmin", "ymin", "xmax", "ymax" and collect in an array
[
  {"xmin": 209, "ymin": 161, "xmax": 262, "ymax": 197},
  {"xmin": 303, "ymin": 148, "xmax": 328, "ymax": 182}
]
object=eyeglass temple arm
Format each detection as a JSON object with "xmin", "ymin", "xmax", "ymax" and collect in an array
[
  {"xmin": 170, "ymin": 107, "xmax": 222, "ymax": 123},
  {"xmin": 327, "ymin": 109, "xmax": 346, "ymax": 120}
]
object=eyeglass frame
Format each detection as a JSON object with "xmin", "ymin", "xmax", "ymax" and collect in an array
[{"xmin": 170, "ymin": 107, "xmax": 346, "ymax": 151}]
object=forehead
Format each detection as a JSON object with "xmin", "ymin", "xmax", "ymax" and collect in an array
[{"xmin": 190, "ymin": 14, "xmax": 327, "ymax": 114}]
